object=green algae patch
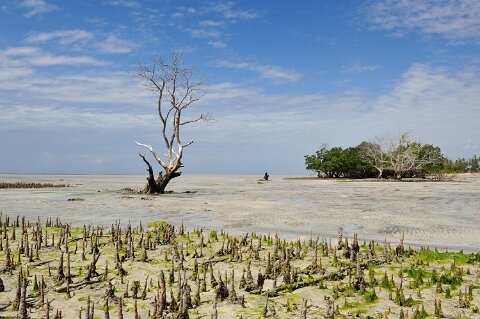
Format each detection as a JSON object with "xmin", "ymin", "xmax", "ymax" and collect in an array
[
  {"xmin": 147, "ymin": 220, "xmax": 170, "ymax": 228},
  {"xmin": 416, "ymin": 249, "xmax": 479, "ymax": 265}
]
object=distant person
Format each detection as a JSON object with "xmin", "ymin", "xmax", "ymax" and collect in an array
[{"xmin": 264, "ymin": 172, "xmax": 269, "ymax": 181}]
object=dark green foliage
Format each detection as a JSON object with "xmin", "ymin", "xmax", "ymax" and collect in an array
[
  {"xmin": 381, "ymin": 272, "xmax": 395, "ymax": 289},
  {"xmin": 403, "ymin": 267, "xmax": 429, "ymax": 289},
  {"xmin": 304, "ymin": 144, "xmax": 376, "ymax": 178},
  {"xmin": 443, "ymin": 155, "xmax": 480, "ymax": 173},
  {"xmin": 445, "ymin": 286, "xmax": 451, "ymax": 298},
  {"xmin": 440, "ymin": 272, "xmax": 462, "ymax": 286},
  {"xmin": 363, "ymin": 288, "xmax": 378, "ymax": 303},
  {"xmin": 33, "ymin": 275, "xmax": 39, "ymax": 293},
  {"xmin": 418, "ymin": 306, "xmax": 428, "ymax": 319},
  {"xmin": 305, "ymin": 139, "xmax": 479, "ymax": 178}
]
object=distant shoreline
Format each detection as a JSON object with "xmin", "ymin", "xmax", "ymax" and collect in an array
[{"xmin": 284, "ymin": 172, "xmax": 480, "ymax": 181}]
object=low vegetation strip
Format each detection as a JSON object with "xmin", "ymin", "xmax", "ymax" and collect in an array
[
  {"xmin": 0, "ymin": 182, "xmax": 68, "ymax": 189},
  {"xmin": 305, "ymin": 133, "xmax": 479, "ymax": 179}
]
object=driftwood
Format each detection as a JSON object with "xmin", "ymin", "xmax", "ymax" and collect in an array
[
  {"xmin": 254, "ymin": 271, "xmax": 340, "ymax": 297},
  {"xmin": 54, "ymin": 280, "xmax": 101, "ymax": 293}
]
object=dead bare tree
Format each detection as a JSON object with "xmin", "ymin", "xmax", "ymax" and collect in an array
[
  {"xmin": 135, "ymin": 51, "xmax": 210, "ymax": 194},
  {"xmin": 358, "ymin": 139, "xmax": 389, "ymax": 179},
  {"xmin": 386, "ymin": 133, "xmax": 422, "ymax": 179},
  {"xmin": 361, "ymin": 133, "xmax": 443, "ymax": 180}
]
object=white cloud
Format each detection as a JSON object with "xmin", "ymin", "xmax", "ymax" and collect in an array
[
  {"xmin": 212, "ymin": 2, "xmax": 258, "ymax": 20},
  {"xmin": 0, "ymin": 71, "xmax": 149, "ymax": 107},
  {"xmin": 84, "ymin": 17, "xmax": 108, "ymax": 27},
  {"xmin": 24, "ymin": 30, "xmax": 138, "ymax": 54},
  {"xmin": 25, "ymin": 29, "xmax": 94, "ymax": 45},
  {"xmin": 363, "ymin": 0, "xmax": 480, "ymax": 43},
  {"xmin": 25, "ymin": 73, "xmax": 149, "ymax": 105},
  {"xmin": 0, "ymin": 47, "xmax": 147, "ymax": 107},
  {"xmin": 171, "ymin": 12, "xmax": 184, "ymax": 18},
  {"xmin": 97, "ymin": 34, "xmax": 137, "ymax": 53},
  {"xmin": 373, "ymin": 64, "xmax": 471, "ymax": 110},
  {"xmin": 0, "ymin": 46, "xmax": 107, "ymax": 67},
  {"xmin": 171, "ymin": 6, "xmax": 197, "ymax": 18},
  {"xmin": 203, "ymin": 82, "xmax": 260, "ymax": 101},
  {"xmin": 18, "ymin": 0, "xmax": 57, "ymax": 18},
  {"xmin": 185, "ymin": 28, "xmax": 221, "ymax": 38},
  {"xmin": 209, "ymin": 40, "xmax": 227, "ymax": 48},
  {"xmin": 341, "ymin": 63, "xmax": 380, "ymax": 74},
  {"xmin": 34, "ymin": 54, "xmax": 107, "ymax": 66},
  {"xmin": 462, "ymin": 139, "xmax": 478, "ymax": 150},
  {"xmin": 0, "ymin": 39, "xmax": 478, "ymax": 166},
  {"xmin": 186, "ymin": 7, "xmax": 196, "ymax": 14},
  {"xmin": 0, "ymin": 105, "xmax": 154, "ymax": 130},
  {"xmin": 256, "ymin": 65, "xmax": 302, "ymax": 83},
  {"xmin": 199, "ymin": 20, "xmax": 225, "ymax": 27},
  {"xmin": 199, "ymin": 63, "xmax": 480, "ymax": 161},
  {"xmin": 217, "ymin": 60, "xmax": 302, "ymax": 83},
  {"xmin": 106, "ymin": 0, "xmax": 140, "ymax": 8}
]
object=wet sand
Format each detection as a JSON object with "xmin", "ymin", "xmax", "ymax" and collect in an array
[{"xmin": 0, "ymin": 174, "xmax": 479, "ymax": 251}]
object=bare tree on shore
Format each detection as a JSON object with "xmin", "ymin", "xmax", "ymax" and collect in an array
[
  {"xmin": 359, "ymin": 133, "xmax": 444, "ymax": 179},
  {"xmin": 135, "ymin": 51, "xmax": 210, "ymax": 194},
  {"xmin": 358, "ymin": 137, "xmax": 389, "ymax": 179}
]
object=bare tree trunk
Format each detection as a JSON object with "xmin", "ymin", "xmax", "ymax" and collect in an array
[
  {"xmin": 138, "ymin": 168, "xmax": 182, "ymax": 194},
  {"xmin": 139, "ymin": 153, "xmax": 157, "ymax": 194},
  {"xmin": 155, "ymin": 172, "xmax": 181, "ymax": 194}
]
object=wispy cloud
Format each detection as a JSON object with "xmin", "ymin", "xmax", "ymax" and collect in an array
[
  {"xmin": 185, "ymin": 28, "xmax": 221, "ymax": 38},
  {"xmin": 24, "ymin": 30, "xmax": 138, "ymax": 54},
  {"xmin": 167, "ymin": 3, "xmax": 258, "ymax": 44},
  {"xmin": 462, "ymin": 139, "xmax": 478, "ymax": 150},
  {"xmin": 1, "ymin": 5, "xmax": 10, "ymax": 13},
  {"xmin": 97, "ymin": 34, "xmax": 138, "ymax": 53},
  {"xmin": 1, "ymin": 46, "xmax": 107, "ymax": 66},
  {"xmin": 1, "ymin": 61, "xmax": 479, "ymax": 173},
  {"xmin": 1, "ymin": 105, "xmax": 154, "ymax": 130},
  {"xmin": 209, "ymin": 40, "xmax": 227, "ymax": 48},
  {"xmin": 105, "ymin": 0, "xmax": 140, "ymax": 9},
  {"xmin": 212, "ymin": 2, "xmax": 258, "ymax": 20},
  {"xmin": 198, "ymin": 63, "xmax": 480, "ymax": 161},
  {"xmin": 363, "ymin": 0, "xmax": 480, "ymax": 43},
  {"xmin": 2, "ymin": 63, "xmax": 478, "ymax": 143},
  {"xmin": 25, "ymin": 29, "xmax": 94, "ymax": 45},
  {"xmin": 199, "ymin": 20, "xmax": 225, "ymax": 27},
  {"xmin": 84, "ymin": 17, "xmax": 108, "ymax": 27},
  {"xmin": 18, "ymin": 0, "xmax": 57, "ymax": 18},
  {"xmin": 341, "ymin": 63, "xmax": 380, "ymax": 74},
  {"xmin": 171, "ymin": 6, "xmax": 197, "ymax": 18},
  {"xmin": 218, "ymin": 60, "xmax": 302, "ymax": 83}
]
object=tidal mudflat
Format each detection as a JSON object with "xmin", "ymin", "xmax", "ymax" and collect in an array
[
  {"xmin": 0, "ymin": 175, "xmax": 480, "ymax": 318},
  {"xmin": 0, "ymin": 174, "xmax": 479, "ymax": 251}
]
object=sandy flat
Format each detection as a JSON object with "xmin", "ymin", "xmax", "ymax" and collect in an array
[{"xmin": 0, "ymin": 173, "xmax": 479, "ymax": 251}]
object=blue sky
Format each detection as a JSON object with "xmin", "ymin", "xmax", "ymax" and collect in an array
[{"xmin": 0, "ymin": 0, "xmax": 479, "ymax": 175}]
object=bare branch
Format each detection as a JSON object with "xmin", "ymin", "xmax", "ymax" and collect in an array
[
  {"xmin": 135, "ymin": 141, "xmax": 168, "ymax": 170},
  {"xmin": 180, "ymin": 113, "xmax": 214, "ymax": 126},
  {"xmin": 182, "ymin": 140, "xmax": 194, "ymax": 147}
]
